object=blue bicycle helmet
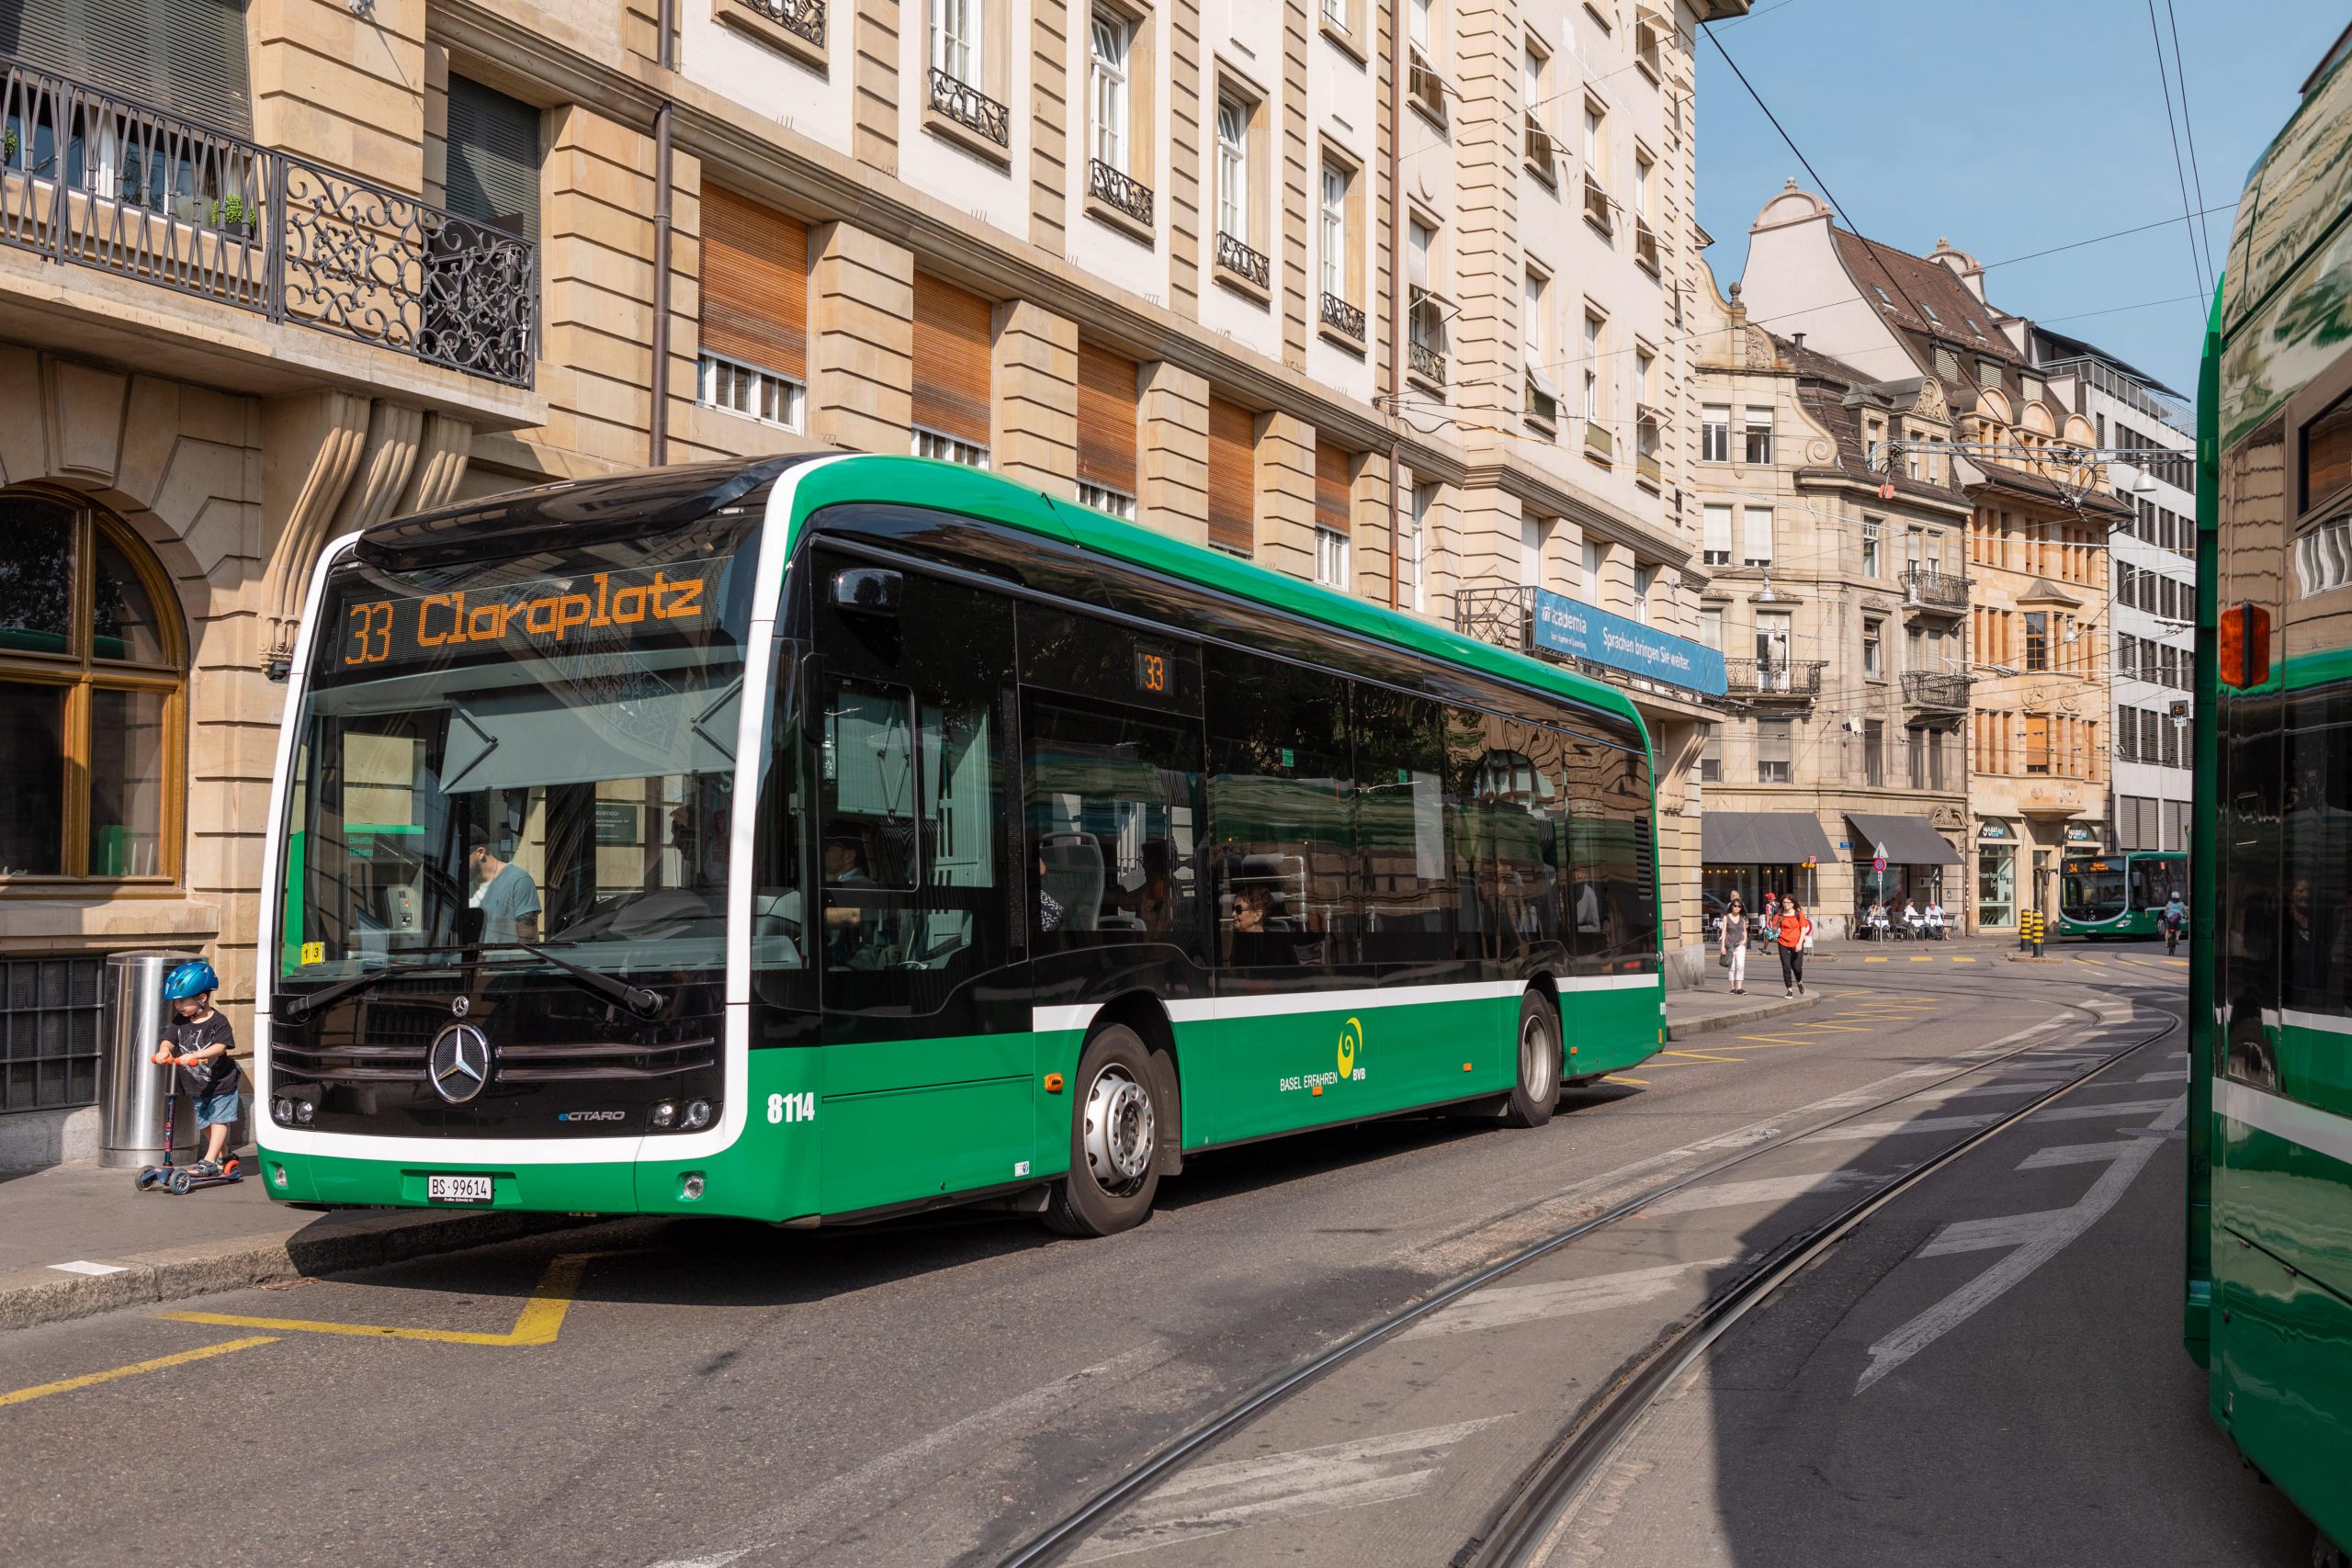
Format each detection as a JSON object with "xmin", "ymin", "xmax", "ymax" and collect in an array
[{"xmin": 162, "ymin": 959, "xmax": 219, "ymax": 1000}]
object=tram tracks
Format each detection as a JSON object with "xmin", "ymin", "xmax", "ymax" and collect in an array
[{"xmin": 995, "ymin": 976, "xmax": 2185, "ymax": 1568}]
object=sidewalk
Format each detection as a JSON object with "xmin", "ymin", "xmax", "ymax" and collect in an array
[
  {"xmin": 1664, "ymin": 983, "xmax": 1818, "ymax": 1040},
  {"xmin": 0, "ymin": 1157, "xmax": 587, "ymax": 1334}
]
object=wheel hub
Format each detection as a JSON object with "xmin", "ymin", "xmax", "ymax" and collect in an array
[
  {"xmin": 1081, "ymin": 1066, "xmax": 1155, "ymax": 1190},
  {"xmin": 1521, "ymin": 1012, "xmax": 1556, "ymax": 1100}
]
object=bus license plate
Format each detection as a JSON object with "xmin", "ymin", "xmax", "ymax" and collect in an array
[{"xmin": 426, "ymin": 1174, "xmax": 494, "ymax": 1204}]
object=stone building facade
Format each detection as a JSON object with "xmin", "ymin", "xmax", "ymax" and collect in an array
[
  {"xmin": 0, "ymin": 0, "xmax": 1744, "ymax": 1166},
  {"xmin": 1686, "ymin": 266, "xmax": 1971, "ymax": 935}
]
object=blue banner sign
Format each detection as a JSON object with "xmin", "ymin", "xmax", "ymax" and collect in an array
[{"xmin": 1532, "ymin": 588, "xmax": 1727, "ymax": 697}]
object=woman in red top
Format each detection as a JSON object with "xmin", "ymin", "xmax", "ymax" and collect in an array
[{"xmin": 1774, "ymin": 898, "xmax": 1813, "ymax": 997}]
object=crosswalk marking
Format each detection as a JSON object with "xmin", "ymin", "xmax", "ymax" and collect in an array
[
  {"xmin": 2018, "ymin": 1140, "xmax": 2142, "ymax": 1169},
  {"xmin": 1402, "ymin": 1258, "xmax": 1733, "ymax": 1340},
  {"xmin": 1643, "ymin": 1168, "xmax": 1880, "ymax": 1217},
  {"xmin": 1919, "ymin": 1210, "xmax": 2072, "ymax": 1257},
  {"xmin": 1803, "ymin": 1111, "xmax": 2004, "ymax": 1143}
]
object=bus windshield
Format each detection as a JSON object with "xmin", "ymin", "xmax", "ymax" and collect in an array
[
  {"xmin": 276, "ymin": 514, "xmax": 773, "ymax": 983},
  {"xmin": 2061, "ymin": 860, "xmax": 2126, "ymax": 921}
]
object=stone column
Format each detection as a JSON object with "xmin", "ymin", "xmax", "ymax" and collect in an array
[
  {"xmin": 1140, "ymin": 360, "xmax": 1210, "ymax": 546},
  {"xmin": 808, "ymin": 220, "xmax": 914, "ymax": 454},
  {"xmin": 991, "ymin": 299, "xmax": 1078, "ymax": 496},
  {"xmin": 1255, "ymin": 411, "xmax": 1317, "ymax": 580}
]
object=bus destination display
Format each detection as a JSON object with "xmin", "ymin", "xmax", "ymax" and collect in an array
[{"xmin": 332, "ymin": 558, "xmax": 730, "ymax": 677}]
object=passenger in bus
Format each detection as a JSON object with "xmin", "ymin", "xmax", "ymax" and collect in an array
[
  {"xmin": 468, "ymin": 842, "xmax": 541, "ymax": 944},
  {"xmin": 1227, "ymin": 885, "xmax": 1292, "ymax": 967},
  {"xmin": 822, "ymin": 831, "xmax": 889, "ymax": 968}
]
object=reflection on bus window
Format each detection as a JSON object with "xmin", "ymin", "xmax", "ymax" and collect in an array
[{"xmin": 1025, "ymin": 696, "xmax": 1200, "ymax": 949}]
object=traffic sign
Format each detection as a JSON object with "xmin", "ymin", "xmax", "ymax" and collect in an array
[{"xmin": 1871, "ymin": 840, "xmax": 1888, "ymax": 874}]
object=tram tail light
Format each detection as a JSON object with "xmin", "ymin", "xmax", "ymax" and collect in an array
[{"xmin": 2218, "ymin": 603, "xmax": 2272, "ymax": 688}]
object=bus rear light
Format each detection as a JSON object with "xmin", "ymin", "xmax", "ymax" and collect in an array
[{"xmin": 2218, "ymin": 603, "xmax": 2271, "ymax": 687}]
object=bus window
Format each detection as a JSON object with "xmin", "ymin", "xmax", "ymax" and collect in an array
[
  {"xmin": 1352, "ymin": 682, "xmax": 1453, "ymax": 968},
  {"xmin": 2283, "ymin": 690, "xmax": 2352, "ymax": 1014},
  {"xmin": 2062, "ymin": 858, "xmax": 2125, "ymax": 922},
  {"xmin": 1205, "ymin": 648, "xmax": 1352, "ymax": 979},
  {"xmin": 1561, "ymin": 740, "xmax": 1653, "ymax": 964},
  {"xmin": 1024, "ymin": 694, "xmax": 1202, "ymax": 951}
]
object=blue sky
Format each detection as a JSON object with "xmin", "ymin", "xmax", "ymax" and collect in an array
[{"xmin": 1694, "ymin": 0, "xmax": 2350, "ymax": 399}]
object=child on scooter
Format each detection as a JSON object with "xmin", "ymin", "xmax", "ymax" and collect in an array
[{"xmin": 150, "ymin": 960, "xmax": 238, "ymax": 1179}]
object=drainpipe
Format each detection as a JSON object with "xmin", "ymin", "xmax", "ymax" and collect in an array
[
  {"xmin": 1385, "ymin": 0, "xmax": 1407, "ymax": 614},
  {"xmin": 648, "ymin": 0, "xmax": 678, "ymax": 465}
]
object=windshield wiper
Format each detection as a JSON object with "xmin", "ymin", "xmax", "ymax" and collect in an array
[{"xmin": 276, "ymin": 942, "xmax": 664, "ymax": 1025}]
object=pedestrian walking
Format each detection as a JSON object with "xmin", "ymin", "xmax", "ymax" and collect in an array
[
  {"xmin": 1775, "ymin": 897, "xmax": 1814, "ymax": 997},
  {"xmin": 1721, "ymin": 895, "xmax": 1750, "ymax": 994}
]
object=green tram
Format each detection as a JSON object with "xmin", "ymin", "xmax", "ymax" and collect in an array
[
  {"xmin": 254, "ymin": 455, "xmax": 1665, "ymax": 1236},
  {"xmin": 2192, "ymin": 30, "xmax": 2352, "ymax": 1558},
  {"xmin": 2053, "ymin": 850, "xmax": 2185, "ymax": 939}
]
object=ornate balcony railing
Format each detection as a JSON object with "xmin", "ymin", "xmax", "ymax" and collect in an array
[
  {"xmin": 0, "ymin": 57, "xmax": 536, "ymax": 387},
  {"xmin": 1582, "ymin": 174, "xmax": 1612, "ymax": 235},
  {"xmin": 1900, "ymin": 566, "xmax": 1970, "ymax": 612},
  {"xmin": 728, "ymin": 0, "xmax": 827, "ymax": 49},
  {"xmin": 1456, "ymin": 584, "xmax": 1535, "ymax": 654},
  {"xmin": 1216, "ymin": 229, "xmax": 1269, "ymax": 290},
  {"xmin": 928, "ymin": 67, "xmax": 1009, "ymax": 147},
  {"xmin": 1320, "ymin": 290, "xmax": 1363, "ymax": 343},
  {"xmin": 1634, "ymin": 216, "xmax": 1660, "ymax": 275},
  {"xmin": 1725, "ymin": 658, "xmax": 1826, "ymax": 698},
  {"xmin": 1089, "ymin": 157, "xmax": 1154, "ymax": 227},
  {"xmin": 1902, "ymin": 671, "xmax": 1972, "ymax": 710},
  {"xmin": 1409, "ymin": 338, "xmax": 1446, "ymax": 386}
]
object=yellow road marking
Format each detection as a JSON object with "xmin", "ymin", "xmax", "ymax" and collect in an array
[
  {"xmin": 2165, "ymin": 959, "xmax": 2188, "ymax": 967},
  {"xmin": 1864, "ymin": 956, "xmax": 1888, "ymax": 964},
  {"xmin": 161, "ymin": 1252, "xmax": 601, "ymax": 1348},
  {"xmin": 1602, "ymin": 1075, "xmax": 1649, "ymax": 1085},
  {"xmin": 1951, "ymin": 955, "xmax": 1977, "ymax": 963},
  {"xmin": 0, "ymin": 1336, "xmax": 278, "ymax": 1409},
  {"xmin": 1909, "ymin": 955, "xmax": 1935, "ymax": 963},
  {"xmin": 1784, "ymin": 1022, "xmax": 1873, "ymax": 1032},
  {"xmin": 1663, "ymin": 1048, "xmax": 1744, "ymax": 1064},
  {"xmin": 2073, "ymin": 958, "xmax": 2107, "ymax": 967}
]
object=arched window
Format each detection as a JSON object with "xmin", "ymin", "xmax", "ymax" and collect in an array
[{"xmin": 0, "ymin": 491, "xmax": 184, "ymax": 883}]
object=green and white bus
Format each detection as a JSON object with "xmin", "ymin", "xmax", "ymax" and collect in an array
[
  {"xmin": 2053, "ymin": 849, "xmax": 2186, "ymax": 940},
  {"xmin": 256, "ymin": 456, "xmax": 1666, "ymax": 1235}
]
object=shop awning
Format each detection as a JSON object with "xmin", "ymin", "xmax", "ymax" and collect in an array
[
  {"xmin": 1846, "ymin": 812, "xmax": 1961, "ymax": 865},
  {"xmin": 1702, "ymin": 812, "xmax": 1837, "ymax": 864}
]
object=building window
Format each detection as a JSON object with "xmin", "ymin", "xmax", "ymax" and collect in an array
[
  {"xmin": 1077, "ymin": 481, "xmax": 1136, "ymax": 519},
  {"xmin": 1090, "ymin": 11, "xmax": 1132, "ymax": 173},
  {"xmin": 1702, "ymin": 404, "xmax": 1729, "ymax": 463},
  {"xmin": 912, "ymin": 427, "xmax": 989, "ymax": 468},
  {"xmin": 1744, "ymin": 409, "xmax": 1773, "ymax": 465},
  {"xmin": 1906, "ymin": 728, "xmax": 1926, "ymax": 789},
  {"xmin": 1863, "ymin": 718, "xmax": 1884, "ymax": 786},
  {"xmin": 2024, "ymin": 714, "xmax": 2050, "ymax": 774},
  {"xmin": 1315, "ymin": 525, "xmax": 1351, "ymax": 589},
  {"xmin": 1632, "ymin": 562, "xmax": 1655, "ymax": 625},
  {"xmin": 1216, "ymin": 94, "xmax": 1249, "ymax": 247},
  {"xmin": 0, "ymin": 493, "xmax": 184, "ymax": 885},
  {"xmin": 1524, "ymin": 269, "xmax": 1558, "ymax": 425},
  {"xmin": 1581, "ymin": 310, "xmax": 1604, "ymax": 421},
  {"xmin": 1408, "ymin": 217, "xmax": 1447, "ymax": 380},
  {"xmin": 1700, "ymin": 728, "xmax": 1722, "ymax": 784},
  {"xmin": 446, "ymin": 74, "xmax": 542, "ymax": 243},
  {"xmin": 1582, "ymin": 98, "xmax": 1603, "ymax": 169},
  {"xmin": 698, "ymin": 352, "xmax": 805, "ymax": 429},
  {"xmin": 2024, "ymin": 610, "xmax": 2048, "ymax": 671},
  {"xmin": 1404, "ymin": 482, "xmax": 1433, "ymax": 613},
  {"xmin": 1861, "ymin": 516, "xmax": 1881, "ymax": 577},
  {"xmin": 1742, "ymin": 506, "xmax": 1773, "ymax": 568},
  {"xmin": 1863, "ymin": 619, "xmax": 1883, "ymax": 679},
  {"xmin": 1319, "ymin": 160, "xmax": 1350, "ymax": 302},
  {"xmin": 1699, "ymin": 605, "xmax": 1723, "ymax": 649},
  {"xmin": 1702, "ymin": 503, "xmax": 1732, "ymax": 567},
  {"xmin": 1633, "ymin": 148, "xmax": 1652, "ymax": 218},
  {"xmin": 931, "ymin": 0, "xmax": 980, "ymax": 85},
  {"xmin": 1758, "ymin": 718, "xmax": 1792, "ymax": 784}
]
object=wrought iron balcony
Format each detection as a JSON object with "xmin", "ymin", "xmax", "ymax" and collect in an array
[
  {"xmin": 1725, "ymin": 658, "xmax": 1825, "ymax": 699},
  {"xmin": 1634, "ymin": 216, "xmax": 1660, "ymax": 275},
  {"xmin": 1089, "ymin": 157, "xmax": 1154, "ymax": 227},
  {"xmin": 1902, "ymin": 671, "xmax": 1972, "ymax": 711},
  {"xmin": 0, "ymin": 56, "xmax": 536, "ymax": 387},
  {"xmin": 1900, "ymin": 566, "xmax": 1970, "ymax": 612},
  {"xmin": 1455, "ymin": 584, "xmax": 1535, "ymax": 655},
  {"xmin": 1582, "ymin": 174, "xmax": 1612, "ymax": 235},
  {"xmin": 1216, "ymin": 229, "xmax": 1269, "ymax": 290},
  {"xmin": 1320, "ymin": 290, "xmax": 1363, "ymax": 343},
  {"xmin": 1409, "ymin": 338, "xmax": 1446, "ymax": 386},
  {"xmin": 928, "ymin": 68, "xmax": 1009, "ymax": 147},
  {"xmin": 728, "ymin": 0, "xmax": 827, "ymax": 49}
]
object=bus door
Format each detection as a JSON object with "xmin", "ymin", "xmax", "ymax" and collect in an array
[{"xmin": 808, "ymin": 547, "xmax": 1033, "ymax": 1215}]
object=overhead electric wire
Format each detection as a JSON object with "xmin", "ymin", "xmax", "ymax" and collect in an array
[
  {"xmin": 2144, "ymin": 0, "xmax": 2211, "ymax": 296},
  {"xmin": 1980, "ymin": 203, "xmax": 2235, "ymax": 272},
  {"xmin": 2162, "ymin": 0, "xmax": 2219, "ymax": 286}
]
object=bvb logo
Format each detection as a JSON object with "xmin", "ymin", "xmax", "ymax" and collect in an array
[{"xmin": 1336, "ymin": 1016, "xmax": 1363, "ymax": 1079}]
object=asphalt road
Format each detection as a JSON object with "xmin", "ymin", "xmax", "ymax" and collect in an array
[{"xmin": 0, "ymin": 946, "xmax": 2266, "ymax": 1568}]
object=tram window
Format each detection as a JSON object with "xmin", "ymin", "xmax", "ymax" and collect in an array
[
  {"xmin": 2283, "ymin": 693, "xmax": 2352, "ymax": 1014},
  {"xmin": 1353, "ymin": 682, "xmax": 1453, "ymax": 966},
  {"xmin": 1024, "ymin": 694, "xmax": 1202, "ymax": 952},
  {"xmin": 2302, "ymin": 388, "xmax": 2352, "ymax": 512},
  {"xmin": 1205, "ymin": 648, "xmax": 1353, "ymax": 977}
]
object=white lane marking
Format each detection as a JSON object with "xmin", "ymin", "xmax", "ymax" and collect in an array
[
  {"xmin": 1643, "ymin": 1168, "xmax": 1882, "ymax": 1217},
  {"xmin": 1856, "ymin": 1094, "xmax": 2187, "ymax": 1393},
  {"xmin": 1802, "ymin": 1112, "xmax": 2004, "ymax": 1144},
  {"xmin": 1914, "ymin": 1078, "xmax": 2074, "ymax": 1103},
  {"xmin": 642, "ymin": 1348, "xmax": 1160, "ymax": 1568},
  {"xmin": 2030, "ymin": 1097, "xmax": 2180, "ymax": 1123},
  {"xmin": 1069, "ymin": 1416, "xmax": 1511, "ymax": 1562},
  {"xmin": 2017, "ymin": 1140, "xmax": 2142, "ymax": 1169},
  {"xmin": 1401, "ymin": 1258, "xmax": 1736, "ymax": 1340},
  {"xmin": 47, "ymin": 1260, "xmax": 129, "ymax": 1277},
  {"xmin": 2137, "ymin": 1070, "xmax": 2182, "ymax": 1083},
  {"xmin": 1919, "ymin": 1211, "xmax": 2073, "ymax": 1257}
]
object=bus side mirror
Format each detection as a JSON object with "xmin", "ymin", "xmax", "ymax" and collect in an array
[{"xmin": 830, "ymin": 567, "xmax": 902, "ymax": 616}]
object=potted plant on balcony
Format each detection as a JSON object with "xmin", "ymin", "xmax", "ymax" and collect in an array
[{"xmin": 210, "ymin": 192, "xmax": 256, "ymax": 238}]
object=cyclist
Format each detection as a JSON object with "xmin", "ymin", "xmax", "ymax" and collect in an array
[{"xmin": 2163, "ymin": 889, "xmax": 2187, "ymax": 956}]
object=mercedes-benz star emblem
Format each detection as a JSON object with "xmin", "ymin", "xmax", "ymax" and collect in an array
[
  {"xmin": 428, "ymin": 1023, "xmax": 492, "ymax": 1105},
  {"xmin": 450, "ymin": 996, "xmax": 470, "ymax": 1018}
]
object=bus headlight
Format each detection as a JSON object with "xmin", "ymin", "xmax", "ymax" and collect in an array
[
  {"xmin": 295, "ymin": 1100, "xmax": 315, "ymax": 1125},
  {"xmin": 650, "ymin": 1101, "xmax": 677, "ymax": 1129},
  {"xmin": 683, "ymin": 1099, "xmax": 714, "ymax": 1130},
  {"xmin": 273, "ymin": 1097, "xmax": 295, "ymax": 1125}
]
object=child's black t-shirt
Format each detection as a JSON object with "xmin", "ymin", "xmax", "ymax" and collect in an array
[{"xmin": 166, "ymin": 1013, "xmax": 239, "ymax": 1098}]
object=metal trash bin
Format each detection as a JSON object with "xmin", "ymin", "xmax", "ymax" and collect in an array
[{"xmin": 100, "ymin": 952, "xmax": 196, "ymax": 1168}]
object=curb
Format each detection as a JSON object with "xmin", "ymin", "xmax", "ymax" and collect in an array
[
  {"xmin": 0, "ymin": 1207, "xmax": 615, "ymax": 1335},
  {"xmin": 1666, "ymin": 992, "xmax": 1819, "ymax": 1040}
]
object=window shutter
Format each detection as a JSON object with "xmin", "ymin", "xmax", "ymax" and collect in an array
[
  {"xmin": 1207, "ymin": 396, "xmax": 1255, "ymax": 554},
  {"xmin": 445, "ymin": 74, "xmax": 541, "ymax": 242},
  {"xmin": 1702, "ymin": 503, "xmax": 1731, "ymax": 556},
  {"xmin": 1077, "ymin": 344, "xmax": 1138, "ymax": 493},
  {"xmin": 1316, "ymin": 439, "xmax": 1350, "ymax": 533},
  {"xmin": 1742, "ymin": 506, "xmax": 1772, "ymax": 563},
  {"xmin": 6, "ymin": 0, "xmax": 254, "ymax": 137},
  {"xmin": 701, "ymin": 186, "xmax": 808, "ymax": 381},
  {"xmin": 911, "ymin": 274, "xmax": 992, "ymax": 447}
]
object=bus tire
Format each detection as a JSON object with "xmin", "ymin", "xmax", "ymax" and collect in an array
[
  {"xmin": 1501, "ymin": 990, "xmax": 1561, "ymax": 1130},
  {"xmin": 1044, "ymin": 1025, "xmax": 1162, "ymax": 1237}
]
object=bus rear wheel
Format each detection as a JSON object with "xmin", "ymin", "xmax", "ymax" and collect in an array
[
  {"xmin": 1044, "ymin": 1025, "xmax": 1162, "ymax": 1237},
  {"xmin": 1501, "ymin": 990, "xmax": 1561, "ymax": 1129}
]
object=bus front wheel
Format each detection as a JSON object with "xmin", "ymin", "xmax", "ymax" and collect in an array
[
  {"xmin": 1044, "ymin": 1025, "xmax": 1162, "ymax": 1237},
  {"xmin": 1501, "ymin": 990, "xmax": 1561, "ymax": 1130}
]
